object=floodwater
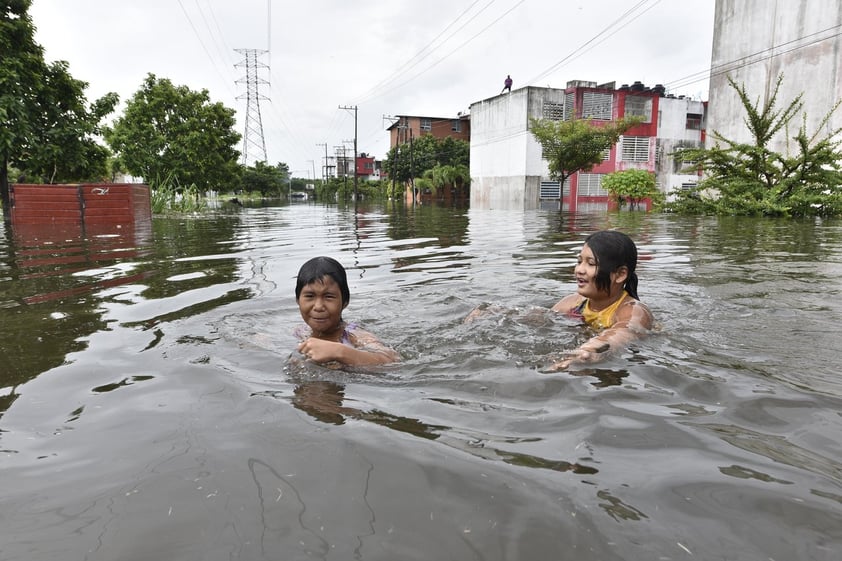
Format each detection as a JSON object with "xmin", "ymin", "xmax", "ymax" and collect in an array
[{"xmin": 1, "ymin": 202, "xmax": 841, "ymax": 561}]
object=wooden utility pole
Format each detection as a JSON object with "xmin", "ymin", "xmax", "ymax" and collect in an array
[
  {"xmin": 338, "ymin": 105, "xmax": 358, "ymax": 201},
  {"xmin": 316, "ymin": 142, "xmax": 328, "ymax": 183}
]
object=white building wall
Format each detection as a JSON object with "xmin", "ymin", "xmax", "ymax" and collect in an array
[
  {"xmin": 708, "ymin": 0, "xmax": 842, "ymax": 153},
  {"xmin": 657, "ymin": 97, "xmax": 706, "ymax": 193},
  {"xmin": 470, "ymin": 87, "xmax": 564, "ymax": 210}
]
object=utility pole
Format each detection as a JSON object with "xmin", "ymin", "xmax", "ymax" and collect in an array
[
  {"xmin": 316, "ymin": 143, "xmax": 328, "ymax": 183},
  {"xmin": 235, "ymin": 49, "xmax": 269, "ymax": 166},
  {"xmin": 338, "ymin": 105, "xmax": 358, "ymax": 201},
  {"xmin": 409, "ymin": 128, "xmax": 415, "ymax": 204},
  {"xmin": 307, "ymin": 160, "xmax": 316, "ymax": 189},
  {"xmin": 383, "ymin": 115, "xmax": 408, "ymax": 201}
]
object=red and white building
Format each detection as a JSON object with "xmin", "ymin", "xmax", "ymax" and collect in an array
[{"xmin": 469, "ymin": 80, "xmax": 706, "ymax": 210}]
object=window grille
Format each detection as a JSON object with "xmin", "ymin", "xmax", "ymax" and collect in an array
[
  {"xmin": 420, "ymin": 118, "xmax": 432, "ymax": 131},
  {"xmin": 539, "ymin": 179, "xmax": 572, "ymax": 197},
  {"xmin": 621, "ymin": 136, "xmax": 650, "ymax": 162},
  {"xmin": 577, "ymin": 173, "xmax": 608, "ymax": 196},
  {"xmin": 451, "ymin": 119, "xmax": 461, "ymax": 132},
  {"xmin": 582, "ymin": 92, "xmax": 612, "ymax": 120},
  {"xmin": 686, "ymin": 113, "xmax": 703, "ymax": 130},
  {"xmin": 563, "ymin": 92, "xmax": 575, "ymax": 120},
  {"xmin": 624, "ymin": 95, "xmax": 652, "ymax": 122},
  {"xmin": 540, "ymin": 181, "xmax": 561, "ymax": 199},
  {"xmin": 543, "ymin": 101, "xmax": 564, "ymax": 121}
]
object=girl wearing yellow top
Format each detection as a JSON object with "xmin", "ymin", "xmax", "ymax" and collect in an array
[{"xmin": 549, "ymin": 230, "xmax": 654, "ymax": 370}]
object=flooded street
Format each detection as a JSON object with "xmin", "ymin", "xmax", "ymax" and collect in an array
[{"xmin": 2, "ymin": 203, "xmax": 842, "ymax": 560}]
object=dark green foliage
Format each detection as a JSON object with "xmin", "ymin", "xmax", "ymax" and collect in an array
[
  {"xmin": 529, "ymin": 116, "xmax": 642, "ymax": 185},
  {"xmin": 1, "ymin": 0, "xmax": 119, "ymax": 218},
  {"xmin": 239, "ymin": 161, "xmax": 290, "ymax": 197},
  {"xmin": 602, "ymin": 169, "xmax": 663, "ymax": 210},
  {"xmin": 315, "ymin": 177, "xmax": 392, "ymax": 202},
  {"xmin": 667, "ymin": 75, "xmax": 842, "ymax": 217},
  {"xmin": 105, "ymin": 74, "xmax": 241, "ymax": 194},
  {"xmin": 382, "ymin": 135, "xmax": 469, "ymax": 185}
]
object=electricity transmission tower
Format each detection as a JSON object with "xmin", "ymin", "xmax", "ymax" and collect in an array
[{"xmin": 235, "ymin": 49, "xmax": 269, "ymax": 166}]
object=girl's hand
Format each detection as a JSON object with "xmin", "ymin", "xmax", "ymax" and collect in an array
[
  {"xmin": 298, "ymin": 338, "xmax": 342, "ymax": 363},
  {"xmin": 547, "ymin": 349, "xmax": 594, "ymax": 371},
  {"xmin": 546, "ymin": 342, "xmax": 610, "ymax": 371}
]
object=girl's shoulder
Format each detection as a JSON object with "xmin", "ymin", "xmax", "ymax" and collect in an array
[
  {"xmin": 552, "ymin": 293, "xmax": 585, "ymax": 313},
  {"xmin": 345, "ymin": 324, "xmax": 380, "ymax": 347},
  {"xmin": 616, "ymin": 297, "xmax": 654, "ymax": 328}
]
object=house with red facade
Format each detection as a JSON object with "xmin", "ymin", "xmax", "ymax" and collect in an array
[
  {"xmin": 386, "ymin": 114, "xmax": 471, "ymax": 149},
  {"xmin": 386, "ymin": 114, "xmax": 472, "ymax": 203},
  {"xmin": 469, "ymin": 81, "xmax": 705, "ymax": 210}
]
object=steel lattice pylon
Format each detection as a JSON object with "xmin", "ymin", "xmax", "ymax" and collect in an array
[{"xmin": 235, "ymin": 49, "xmax": 269, "ymax": 166}]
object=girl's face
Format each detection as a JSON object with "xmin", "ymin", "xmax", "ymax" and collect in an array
[
  {"xmin": 573, "ymin": 243, "xmax": 627, "ymax": 300},
  {"xmin": 297, "ymin": 275, "xmax": 346, "ymax": 338},
  {"xmin": 573, "ymin": 243, "xmax": 601, "ymax": 298}
]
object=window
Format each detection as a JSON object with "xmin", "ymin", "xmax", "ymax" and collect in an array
[
  {"xmin": 543, "ymin": 101, "xmax": 564, "ymax": 121},
  {"xmin": 564, "ymin": 92, "xmax": 575, "ymax": 120},
  {"xmin": 624, "ymin": 95, "xmax": 652, "ymax": 122},
  {"xmin": 451, "ymin": 119, "xmax": 461, "ymax": 132},
  {"xmin": 540, "ymin": 181, "xmax": 561, "ymax": 199},
  {"xmin": 420, "ymin": 118, "xmax": 431, "ymax": 131},
  {"xmin": 621, "ymin": 136, "xmax": 650, "ymax": 162},
  {"xmin": 577, "ymin": 173, "xmax": 608, "ymax": 196},
  {"xmin": 582, "ymin": 92, "xmax": 613, "ymax": 120},
  {"xmin": 686, "ymin": 113, "xmax": 703, "ymax": 130}
]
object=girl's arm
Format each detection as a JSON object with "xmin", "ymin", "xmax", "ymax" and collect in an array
[
  {"xmin": 298, "ymin": 329, "xmax": 400, "ymax": 366},
  {"xmin": 548, "ymin": 300, "xmax": 653, "ymax": 371}
]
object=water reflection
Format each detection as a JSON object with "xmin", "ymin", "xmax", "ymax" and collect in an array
[
  {"xmin": 2, "ymin": 203, "xmax": 842, "ymax": 560},
  {"xmin": 0, "ymin": 214, "xmax": 245, "ymax": 409}
]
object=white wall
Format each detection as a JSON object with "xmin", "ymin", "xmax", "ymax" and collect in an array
[
  {"xmin": 470, "ymin": 87, "xmax": 564, "ymax": 210},
  {"xmin": 708, "ymin": 0, "xmax": 842, "ymax": 154},
  {"xmin": 657, "ymin": 97, "xmax": 706, "ymax": 193}
]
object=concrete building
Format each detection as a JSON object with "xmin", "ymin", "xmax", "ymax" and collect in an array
[
  {"xmin": 387, "ymin": 114, "xmax": 471, "ymax": 149},
  {"xmin": 656, "ymin": 96, "xmax": 707, "ymax": 194},
  {"xmin": 708, "ymin": 0, "xmax": 842, "ymax": 154},
  {"xmin": 470, "ymin": 82, "xmax": 706, "ymax": 210}
]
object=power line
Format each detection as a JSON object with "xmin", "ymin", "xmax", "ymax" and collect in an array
[
  {"xmin": 175, "ymin": 0, "xmax": 235, "ymax": 97},
  {"xmin": 666, "ymin": 23, "xmax": 842, "ymax": 92},
  {"xmin": 356, "ymin": 0, "xmax": 529, "ymax": 105},
  {"xmin": 525, "ymin": 0, "xmax": 661, "ymax": 86},
  {"xmin": 352, "ymin": 0, "xmax": 493, "ymax": 103}
]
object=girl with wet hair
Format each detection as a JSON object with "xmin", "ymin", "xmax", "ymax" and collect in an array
[
  {"xmin": 549, "ymin": 230, "xmax": 653, "ymax": 370},
  {"xmin": 295, "ymin": 256, "xmax": 399, "ymax": 367}
]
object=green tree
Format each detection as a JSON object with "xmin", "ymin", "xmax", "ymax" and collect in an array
[
  {"xmin": 529, "ymin": 116, "xmax": 642, "ymax": 186},
  {"xmin": 106, "ymin": 74, "xmax": 241, "ymax": 193},
  {"xmin": 668, "ymin": 75, "xmax": 842, "ymax": 216},
  {"xmin": 26, "ymin": 61, "xmax": 118, "ymax": 184},
  {"xmin": 602, "ymin": 169, "xmax": 663, "ymax": 210},
  {"xmin": 423, "ymin": 163, "xmax": 470, "ymax": 198},
  {"xmin": 1, "ymin": 0, "xmax": 118, "ymax": 219},
  {"xmin": 382, "ymin": 135, "xmax": 469, "ymax": 185},
  {"xmin": 239, "ymin": 161, "xmax": 290, "ymax": 197}
]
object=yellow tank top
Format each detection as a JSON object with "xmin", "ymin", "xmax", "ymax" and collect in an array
[{"xmin": 579, "ymin": 291, "xmax": 629, "ymax": 330}]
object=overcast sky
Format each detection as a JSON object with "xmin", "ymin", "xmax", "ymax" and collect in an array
[{"xmin": 30, "ymin": 0, "xmax": 716, "ymax": 179}]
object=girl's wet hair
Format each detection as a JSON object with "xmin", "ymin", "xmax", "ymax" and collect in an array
[
  {"xmin": 295, "ymin": 256, "xmax": 350, "ymax": 306},
  {"xmin": 584, "ymin": 230, "xmax": 640, "ymax": 299}
]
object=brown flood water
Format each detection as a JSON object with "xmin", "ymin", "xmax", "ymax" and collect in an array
[{"xmin": 1, "ymin": 203, "xmax": 841, "ymax": 560}]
